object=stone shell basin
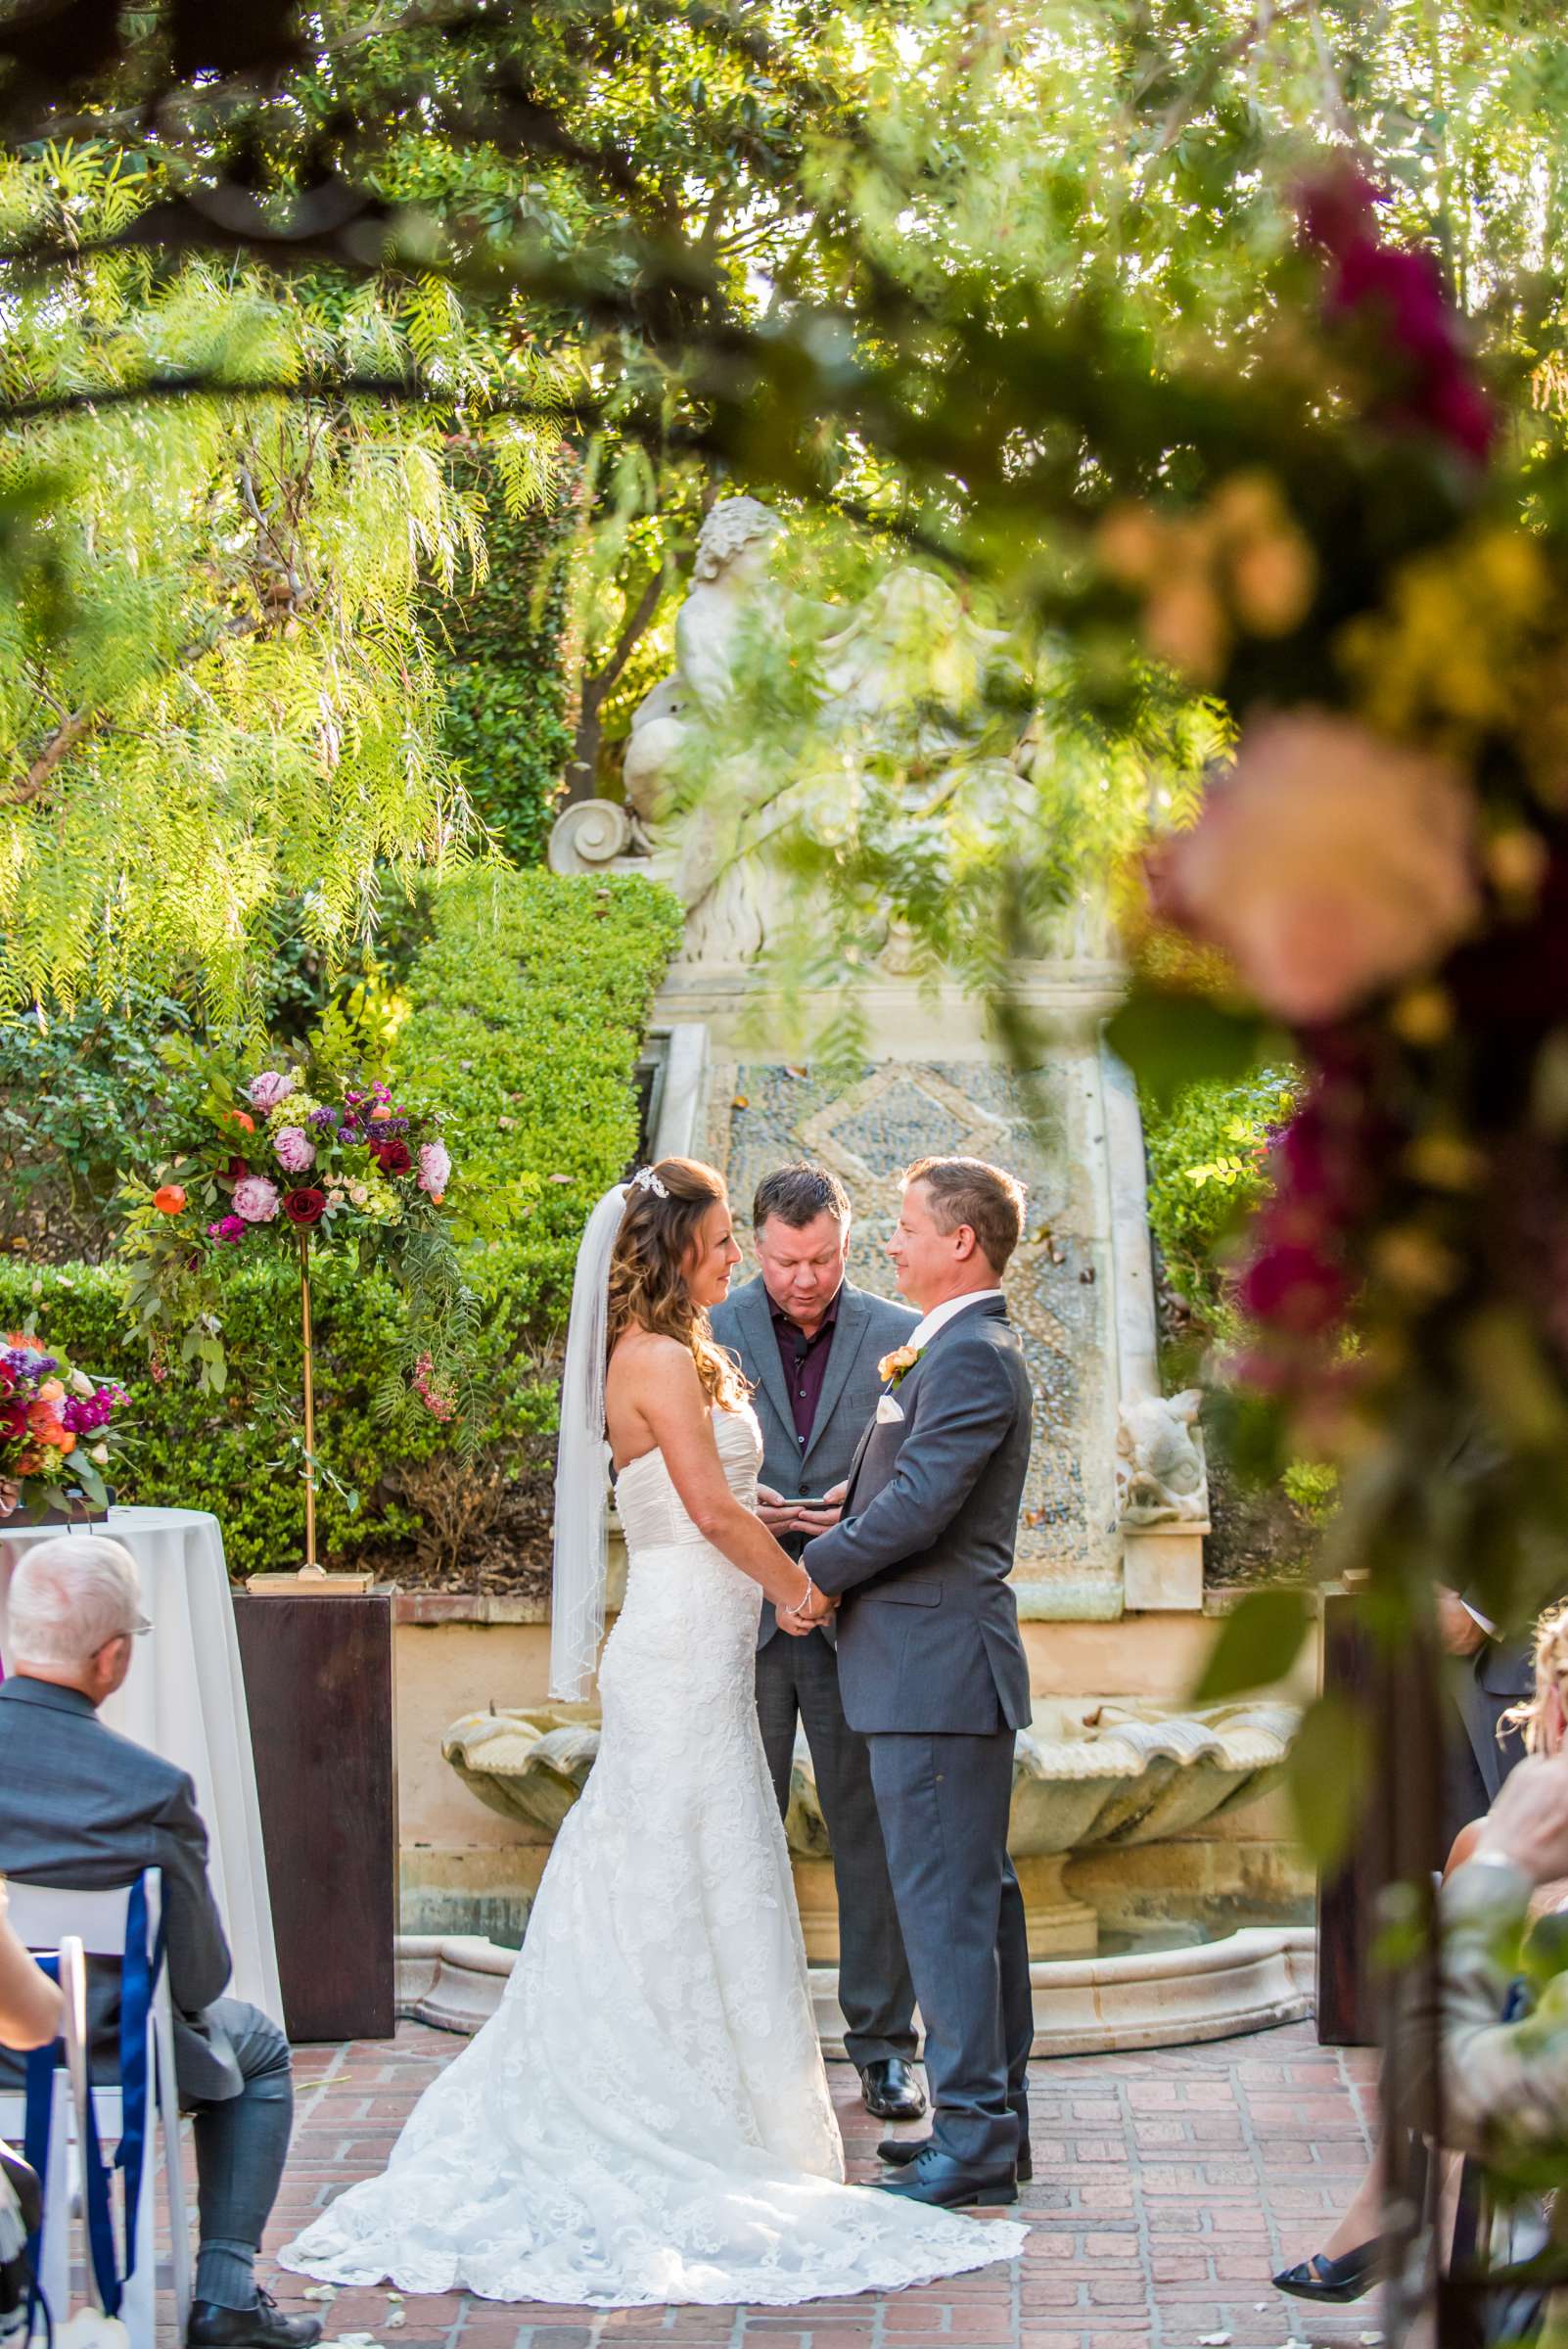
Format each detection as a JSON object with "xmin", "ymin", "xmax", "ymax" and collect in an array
[{"xmin": 441, "ymin": 1695, "xmax": 1299, "ymax": 1958}]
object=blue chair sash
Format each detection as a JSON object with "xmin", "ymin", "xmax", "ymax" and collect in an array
[{"xmin": 21, "ymin": 1878, "xmax": 168, "ymax": 2320}]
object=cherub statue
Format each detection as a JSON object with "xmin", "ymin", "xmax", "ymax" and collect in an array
[{"xmin": 1115, "ymin": 1391, "xmax": 1210, "ymax": 1527}]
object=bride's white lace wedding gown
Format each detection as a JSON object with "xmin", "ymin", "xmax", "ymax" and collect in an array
[{"xmin": 280, "ymin": 1404, "xmax": 1027, "ymax": 2306}]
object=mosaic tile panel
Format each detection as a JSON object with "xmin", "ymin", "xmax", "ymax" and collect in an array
[{"xmin": 709, "ymin": 1055, "xmax": 1121, "ymax": 1593}]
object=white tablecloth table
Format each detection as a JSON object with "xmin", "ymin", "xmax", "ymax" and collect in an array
[{"xmin": 0, "ymin": 1505, "xmax": 283, "ymax": 2024}]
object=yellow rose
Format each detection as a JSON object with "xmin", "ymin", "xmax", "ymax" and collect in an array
[{"xmin": 877, "ymin": 1344, "xmax": 922, "ymax": 1387}]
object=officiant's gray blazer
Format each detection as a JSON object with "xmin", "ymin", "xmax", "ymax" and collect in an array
[
  {"xmin": 0, "ymin": 1675, "xmax": 243, "ymax": 2103},
  {"xmin": 709, "ymin": 1274, "xmax": 917, "ymax": 1650},
  {"xmin": 804, "ymin": 1295, "xmax": 1033, "ymax": 1735}
]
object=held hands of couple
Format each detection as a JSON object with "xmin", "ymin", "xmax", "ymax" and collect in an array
[{"xmin": 777, "ymin": 1580, "xmax": 838, "ymax": 1637}]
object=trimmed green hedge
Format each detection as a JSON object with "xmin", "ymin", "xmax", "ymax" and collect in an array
[{"xmin": 0, "ymin": 871, "xmax": 683, "ymax": 1581}]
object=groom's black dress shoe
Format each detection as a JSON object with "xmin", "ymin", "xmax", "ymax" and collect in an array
[
  {"xmin": 875, "ymin": 2146, "xmax": 1018, "ymax": 2210},
  {"xmin": 880, "ymin": 2133, "xmax": 1032, "ymax": 2184},
  {"xmin": 188, "ymin": 2292, "xmax": 324, "ymax": 2349},
  {"xmin": 858, "ymin": 2056, "xmax": 927, "ymax": 2122}
]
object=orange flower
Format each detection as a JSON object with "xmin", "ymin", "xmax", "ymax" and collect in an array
[
  {"xmin": 15, "ymin": 1448, "xmax": 41, "ymax": 1475},
  {"xmin": 37, "ymin": 1378, "xmax": 65, "ymax": 1403},
  {"xmin": 154, "ymin": 1183, "xmax": 187, "ymax": 1215},
  {"xmin": 221, "ymin": 1110, "xmax": 256, "ymax": 1133},
  {"xmin": 25, "ymin": 1400, "xmax": 64, "ymax": 1438}
]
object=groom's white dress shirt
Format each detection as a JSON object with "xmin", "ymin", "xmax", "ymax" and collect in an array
[{"xmin": 905, "ymin": 1289, "xmax": 1006, "ymax": 1354}]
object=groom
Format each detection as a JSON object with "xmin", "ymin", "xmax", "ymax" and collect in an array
[{"xmin": 787, "ymin": 1155, "xmax": 1035, "ymax": 2211}]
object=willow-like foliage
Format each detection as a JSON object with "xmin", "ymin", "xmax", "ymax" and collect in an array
[{"xmin": 0, "ymin": 147, "xmax": 573, "ymax": 1013}]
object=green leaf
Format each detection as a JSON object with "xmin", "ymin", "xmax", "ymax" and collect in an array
[
  {"xmin": 1192, "ymin": 1587, "xmax": 1310, "ymax": 1703},
  {"xmin": 1106, "ymin": 986, "xmax": 1268, "ymax": 1112},
  {"xmin": 1287, "ymin": 1692, "xmax": 1371, "ymax": 1870}
]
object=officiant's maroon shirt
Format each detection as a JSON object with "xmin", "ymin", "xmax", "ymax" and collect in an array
[{"xmin": 769, "ymin": 1286, "xmax": 840, "ymax": 1449}]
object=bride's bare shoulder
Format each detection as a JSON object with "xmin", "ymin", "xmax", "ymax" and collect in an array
[{"xmin": 609, "ymin": 1328, "xmax": 698, "ymax": 1385}]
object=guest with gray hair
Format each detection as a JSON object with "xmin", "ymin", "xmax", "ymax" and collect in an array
[
  {"xmin": 0, "ymin": 1538, "xmax": 321, "ymax": 2349},
  {"xmin": 710, "ymin": 1163, "xmax": 926, "ymax": 2126}
]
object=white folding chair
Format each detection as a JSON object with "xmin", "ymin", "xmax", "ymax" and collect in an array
[{"xmin": 0, "ymin": 1873, "xmax": 194, "ymax": 2346}]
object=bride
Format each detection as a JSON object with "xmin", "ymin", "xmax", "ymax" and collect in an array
[{"xmin": 281, "ymin": 1157, "xmax": 1028, "ymax": 2307}]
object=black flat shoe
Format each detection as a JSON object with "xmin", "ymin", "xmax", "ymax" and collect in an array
[
  {"xmin": 875, "ymin": 2146, "xmax": 1018, "ymax": 2210},
  {"xmin": 1272, "ymin": 2242, "xmax": 1379, "ymax": 2304},
  {"xmin": 859, "ymin": 2056, "xmax": 927, "ymax": 2122},
  {"xmin": 880, "ymin": 2133, "xmax": 1033, "ymax": 2184},
  {"xmin": 188, "ymin": 2292, "xmax": 325, "ymax": 2349}
]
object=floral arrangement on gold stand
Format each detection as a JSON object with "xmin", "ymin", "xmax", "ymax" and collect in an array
[{"xmin": 121, "ymin": 1052, "xmax": 475, "ymax": 1589}]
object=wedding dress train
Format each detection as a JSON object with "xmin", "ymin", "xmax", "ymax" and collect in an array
[{"xmin": 280, "ymin": 1405, "xmax": 1028, "ymax": 2306}]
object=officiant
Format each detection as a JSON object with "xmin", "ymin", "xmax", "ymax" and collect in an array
[{"xmin": 711, "ymin": 1163, "xmax": 926, "ymax": 2125}]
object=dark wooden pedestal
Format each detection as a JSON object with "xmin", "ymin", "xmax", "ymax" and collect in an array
[
  {"xmin": 1316, "ymin": 1590, "xmax": 1375, "ymax": 2046},
  {"xmin": 233, "ymin": 1589, "xmax": 398, "ymax": 2043}
]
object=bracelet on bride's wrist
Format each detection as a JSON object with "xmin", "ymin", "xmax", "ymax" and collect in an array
[{"xmin": 791, "ymin": 1572, "xmax": 815, "ymax": 1619}]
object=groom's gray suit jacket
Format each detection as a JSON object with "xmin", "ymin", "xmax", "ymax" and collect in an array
[{"xmin": 803, "ymin": 1294, "xmax": 1033, "ymax": 1735}]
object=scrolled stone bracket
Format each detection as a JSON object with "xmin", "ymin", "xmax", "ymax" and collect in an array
[{"xmin": 546, "ymin": 798, "xmax": 655, "ymax": 877}]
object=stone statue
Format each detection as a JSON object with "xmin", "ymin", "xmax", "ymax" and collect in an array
[
  {"xmin": 1115, "ymin": 1391, "xmax": 1209, "ymax": 1527},
  {"xmin": 546, "ymin": 492, "xmax": 1084, "ymax": 969},
  {"xmin": 621, "ymin": 496, "xmax": 784, "ymax": 828}
]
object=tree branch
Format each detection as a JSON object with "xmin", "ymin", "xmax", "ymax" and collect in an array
[
  {"xmin": 9, "ymin": 706, "xmax": 92, "ymax": 806},
  {"xmin": 586, "ymin": 565, "xmax": 667, "ymax": 703}
]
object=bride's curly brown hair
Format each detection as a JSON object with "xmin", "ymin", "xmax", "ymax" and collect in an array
[{"xmin": 606, "ymin": 1157, "xmax": 748, "ymax": 1409}]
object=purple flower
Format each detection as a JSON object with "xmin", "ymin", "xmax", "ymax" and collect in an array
[
  {"xmin": 307, "ymin": 1106, "xmax": 337, "ymax": 1128},
  {"xmin": 207, "ymin": 1214, "xmax": 248, "ymax": 1245},
  {"xmin": 232, "ymin": 1175, "xmax": 280, "ymax": 1224},
  {"xmin": 419, "ymin": 1140, "xmax": 452, "ymax": 1197},
  {"xmin": 274, "ymin": 1127, "xmax": 317, "ymax": 1174},
  {"xmin": 247, "ymin": 1071, "xmax": 298, "ymax": 1113}
]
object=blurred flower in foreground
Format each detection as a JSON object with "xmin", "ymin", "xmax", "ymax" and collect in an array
[{"xmin": 1148, "ymin": 712, "xmax": 1480, "ymax": 1025}]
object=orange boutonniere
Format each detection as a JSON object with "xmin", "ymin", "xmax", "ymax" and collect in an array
[{"xmin": 878, "ymin": 1343, "xmax": 922, "ymax": 1389}]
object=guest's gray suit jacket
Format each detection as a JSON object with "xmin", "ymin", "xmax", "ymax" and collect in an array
[
  {"xmin": 709, "ymin": 1275, "xmax": 918, "ymax": 1648},
  {"xmin": 803, "ymin": 1295, "xmax": 1033, "ymax": 1735},
  {"xmin": 0, "ymin": 1675, "xmax": 243, "ymax": 2102}
]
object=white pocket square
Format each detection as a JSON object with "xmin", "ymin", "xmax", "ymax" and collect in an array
[{"xmin": 875, "ymin": 1395, "xmax": 905, "ymax": 1425}]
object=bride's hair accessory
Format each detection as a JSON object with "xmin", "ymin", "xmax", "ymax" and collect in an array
[{"xmin": 630, "ymin": 1166, "xmax": 669, "ymax": 1199}]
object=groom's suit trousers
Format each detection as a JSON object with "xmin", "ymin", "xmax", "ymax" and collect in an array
[{"xmin": 866, "ymin": 1720, "xmax": 1032, "ymax": 2173}]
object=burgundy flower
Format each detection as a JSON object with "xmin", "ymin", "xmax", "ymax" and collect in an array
[
  {"xmin": 281, "ymin": 1187, "xmax": 327, "ymax": 1227},
  {"xmin": 375, "ymin": 1139, "xmax": 412, "ymax": 1175},
  {"xmin": 222, "ymin": 1155, "xmax": 251, "ymax": 1183},
  {"xmin": 1235, "ymin": 1241, "xmax": 1350, "ymax": 1335},
  {"xmin": 0, "ymin": 1400, "xmax": 26, "ymax": 1441},
  {"xmin": 1300, "ymin": 166, "xmax": 1497, "ymax": 462}
]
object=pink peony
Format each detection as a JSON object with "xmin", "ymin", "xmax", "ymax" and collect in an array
[
  {"xmin": 1151, "ymin": 713, "xmax": 1480, "ymax": 1026},
  {"xmin": 274, "ymin": 1127, "xmax": 316, "ymax": 1174},
  {"xmin": 233, "ymin": 1174, "xmax": 281, "ymax": 1223},
  {"xmin": 418, "ymin": 1140, "xmax": 452, "ymax": 1196},
  {"xmin": 248, "ymin": 1071, "xmax": 297, "ymax": 1112}
]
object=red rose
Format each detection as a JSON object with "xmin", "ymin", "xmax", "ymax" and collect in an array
[
  {"xmin": 281, "ymin": 1187, "xmax": 327, "ymax": 1227},
  {"xmin": 374, "ymin": 1139, "xmax": 412, "ymax": 1175},
  {"xmin": 222, "ymin": 1155, "xmax": 251, "ymax": 1183},
  {"xmin": 0, "ymin": 1400, "xmax": 26, "ymax": 1440}
]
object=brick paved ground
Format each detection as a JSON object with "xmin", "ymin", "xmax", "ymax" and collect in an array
[{"xmin": 254, "ymin": 2021, "xmax": 1385, "ymax": 2349}]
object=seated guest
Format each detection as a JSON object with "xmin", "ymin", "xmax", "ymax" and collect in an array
[
  {"xmin": 0, "ymin": 1538, "xmax": 320, "ymax": 2349},
  {"xmin": 0, "ymin": 1886, "xmax": 61, "ymax": 2051},
  {"xmin": 1276, "ymin": 1597, "xmax": 1568, "ymax": 2307}
]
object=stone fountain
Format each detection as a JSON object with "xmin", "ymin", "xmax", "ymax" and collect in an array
[{"xmin": 442, "ymin": 1693, "xmax": 1297, "ymax": 1964}]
